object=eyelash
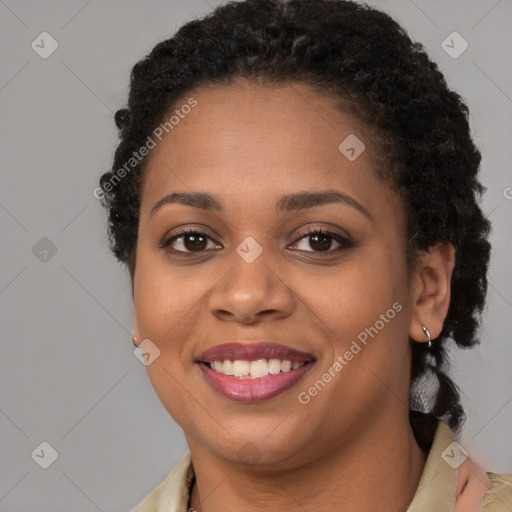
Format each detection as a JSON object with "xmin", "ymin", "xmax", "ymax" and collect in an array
[{"xmin": 159, "ymin": 226, "xmax": 353, "ymax": 256}]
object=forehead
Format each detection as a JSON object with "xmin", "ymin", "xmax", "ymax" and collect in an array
[{"xmin": 139, "ymin": 81, "xmax": 396, "ymax": 218}]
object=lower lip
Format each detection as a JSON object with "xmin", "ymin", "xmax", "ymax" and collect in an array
[{"xmin": 198, "ymin": 362, "xmax": 315, "ymax": 402}]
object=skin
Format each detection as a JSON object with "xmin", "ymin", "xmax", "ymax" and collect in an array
[{"xmin": 131, "ymin": 81, "xmax": 455, "ymax": 512}]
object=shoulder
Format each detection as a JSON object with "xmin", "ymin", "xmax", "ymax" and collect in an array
[
  {"xmin": 479, "ymin": 472, "xmax": 512, "ymax": 511},
  {"xmin": 130, "ymin": 478, "xmax": 166, "ymax": 512},
  {"xmin": 130, "ymin": 452, "xmax": 193, "ymax": 512}
]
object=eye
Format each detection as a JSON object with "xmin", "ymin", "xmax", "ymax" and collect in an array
[
  {"xmin": 160, "ymin": 228, "xmax": 221, "ymax": 254},
  {"xmin": 289, "ymin": 228, "xmax": 353, "ymax": 253},
  {"xmin": 160, "ymin": 227, "xmax": 353, "ymax": 255}
]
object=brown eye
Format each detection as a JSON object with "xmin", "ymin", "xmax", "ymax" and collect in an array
[
  {"xmin": 308, "ymin": 232, "xmax": 333, "ymax": 251},
  {"xmin": 161, "ymin": 229, "xmax": 220, "ymax": 253},
  {"xmin": 289, "ymin": 229, "xmax": 353, "ymax": 253}
]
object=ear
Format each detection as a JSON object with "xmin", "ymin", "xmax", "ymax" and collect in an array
[
  {"xmin": 131, "ymin": 312, "xmax": 141, "ymax": 348},
  {"xmin": 409, "ymin": 242, "xmax": 456, "ymax": 345},
  {"xmin": 128, "ymin": 251, "xmax": 136, "ymax": 300}
]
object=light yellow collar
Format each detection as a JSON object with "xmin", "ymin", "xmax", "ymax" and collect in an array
[{"xmin": 406, "ymin": 420, "xmax": 458, "ymax": 511}]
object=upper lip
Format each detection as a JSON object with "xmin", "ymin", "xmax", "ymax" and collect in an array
[{"xmin": 196, "ymin": 342, "xmax": 315, "ymax": 363}]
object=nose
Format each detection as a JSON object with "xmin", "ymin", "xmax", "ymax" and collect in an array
[{"xmin": 207, "ymin": 245, "xmax": 295, "ymax": 325}]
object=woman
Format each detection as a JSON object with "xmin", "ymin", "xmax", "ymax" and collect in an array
[{"xmin": 98, "ymin": 0, "xmax": 511, "ymax": 510}]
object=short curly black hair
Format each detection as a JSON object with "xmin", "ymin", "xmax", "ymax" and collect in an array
[{"xmin": 99, "ymin": 0, "xmax": 491, "ymax": 440}]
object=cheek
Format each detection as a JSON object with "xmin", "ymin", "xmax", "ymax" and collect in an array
[
  {"xmin": 303, "ymin": 255, "xmax": 404, "ymax": 339},
  {"xmin": 133, "ymin": 253, "xmax": 209, "ymax": 426},
  {"xmin": 134, "ymin": 248, "xmax": 206, "ymax": 332},
  {"xmin": 304, "ymin": 252, "xmax": 410, "ymax": 400}
]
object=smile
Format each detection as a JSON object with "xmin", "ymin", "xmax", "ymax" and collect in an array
[
  {"xmin": 206, "ymin": 358, "xmax": 307, "ymax": 377},
  {"xmin": 196, "ymin": 342, "xmax": 316, "ymax": 402}
]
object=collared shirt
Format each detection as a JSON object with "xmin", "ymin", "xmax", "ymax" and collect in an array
[{"xmin": 131, "ymin": 420, "xmax": 511, "ymax": 511}]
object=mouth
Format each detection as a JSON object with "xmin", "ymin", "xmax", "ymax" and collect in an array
[{"xmin": 195, "ymin": 342, "xmax": 316, "ymax": 402}]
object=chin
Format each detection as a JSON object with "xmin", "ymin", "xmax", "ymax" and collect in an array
[{"xmin": 186, "ymin": 413, "xmax": 320, "ymax": 471}]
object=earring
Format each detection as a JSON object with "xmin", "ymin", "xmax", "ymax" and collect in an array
[{"xmin": 422, "ymin": 325, "xmax": 432, "ymax": 348}]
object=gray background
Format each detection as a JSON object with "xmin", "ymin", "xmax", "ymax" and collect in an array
[{"xmin": 1, "ymin": 0, "xmax": 511, "ymax": 510}]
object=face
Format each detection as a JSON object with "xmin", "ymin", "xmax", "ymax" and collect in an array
[{"xmin": 132, "ymin": 81, "xmax": 416, "ymax": 469}]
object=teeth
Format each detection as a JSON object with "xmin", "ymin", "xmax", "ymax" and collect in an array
[
  {"xmin": 233, "ymin": 360, "xmax": 250, "ymax": 377},
  {"xmin": 269, "ymin": 359, "xmax": 281, "ymax": 374},
  {"xmin": 208, "ymin": 359, "xmax": 307, "ymax": 378},
  {"xmin": 222, "ymin": 360, "xmax": 234, "ymax": 375},
  {"xmin": 280, "ymin": 360, "xmax": 291, "ymax": 372},
  {"xmin": 250, "ymin": 359, "xmax": 269, "ymax": 378}
]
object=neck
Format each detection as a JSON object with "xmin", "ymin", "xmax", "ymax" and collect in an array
[{"xmin": 188, "ymin": 413, "xmax": 428, "ymax": 512}]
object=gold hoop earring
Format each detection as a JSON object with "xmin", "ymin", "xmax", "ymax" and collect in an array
[{"xmin": 422, "ymin": 325, "xmax": 432, "ymax": 348}]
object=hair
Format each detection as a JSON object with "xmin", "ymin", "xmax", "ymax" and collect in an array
[{"xmin": 99, "ymin": 0, "xmax": 491, "ymax": 440}]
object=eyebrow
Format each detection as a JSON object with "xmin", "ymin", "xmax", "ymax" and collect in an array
[{"xmin": 149, "ymin": 189, "xmax": 372, "ymax": 220}]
